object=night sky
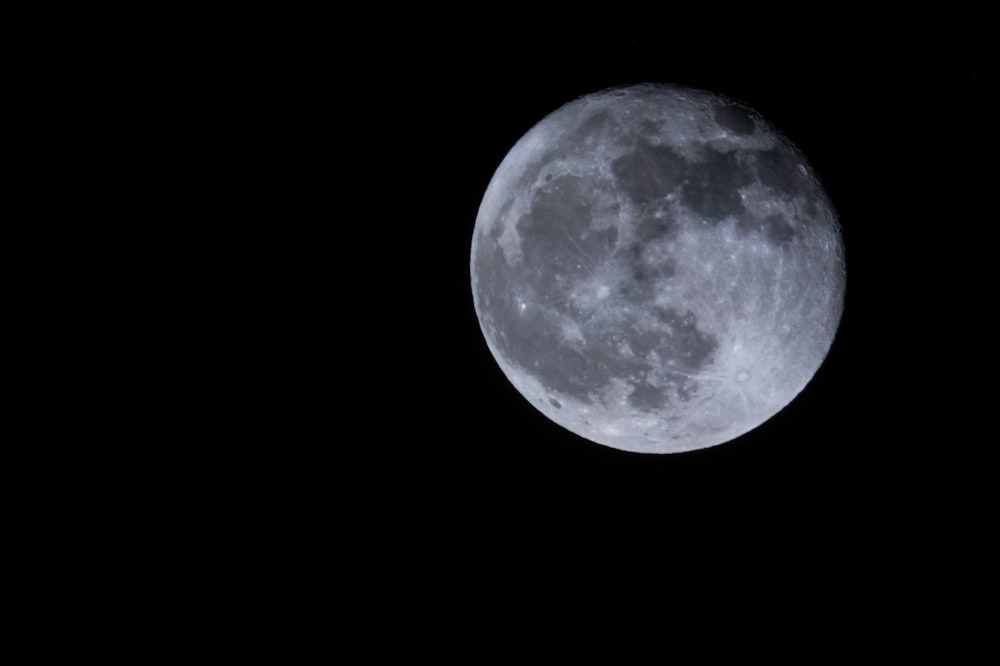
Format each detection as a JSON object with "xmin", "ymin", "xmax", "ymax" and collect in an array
[{"xmin": 6, "ymin": 8, "xmax": 991, "ymax": 656}]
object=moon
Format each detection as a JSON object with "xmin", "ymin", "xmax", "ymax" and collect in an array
[{"xmin": 470, "ymin": 83, "xmax": 845, "ymax": 454}]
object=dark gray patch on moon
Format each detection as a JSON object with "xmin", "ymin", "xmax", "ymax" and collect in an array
[
  {"xmin": 654, "ymin": 308, "xmax": 718, "ymax": 370},
  {"xmin": 567, "ymin": 110, "xmax": 616, "ymax": 146},
  {"xmin": 473, "ymin": 202, "xmax": 625, "ymax": 402},
  {"xmin": 611, "ymin": 143, "xmax": 685, "ymax": 205},
  {"xmin": 627, "ymin": 381, "xmax": 667, "ymax": 410},
  {"xmin": 492, "ymin": 305, "xmax": 600, "ymax": 400},
  {"xmin": 763, "ymin": 214, "xmax": 796, "ymax": 245},
  {"xmin": 754, "ymin": 147, "xmax": 808, "ymax": 193},
  {"xmin": 516, "ymin": 174, "xmax": 618, "ymax": 301},
  {"xmin": 616, "ymin": 215, "xmax": 680, "ymax": 299},
  {"xmin": 620, "ymin": 309, "xmax": 718, "ymax": 411},
  {"xmin": 682, "ymin": 149, "xmax": 751, "ymax": 220},
  {"xmin": 472, "ymin": 239, "xmax": 514, "ymax": 338},
  {"xmin": 736, "ymin": 212, "xmax": 797, "ymax": 246},
  {"xmin": 632, "ymin": 213, "xmax": 679, "ymax": 243},
  {"xmin": 750, "ymin": 146, "xmax": 828, "ymax": 224},
  {"xmin": 518, "ymin": 113, "xmax": 617, "ymax": 193},
  {"xmin": 714, "ymin": 102, "xmax": 756, "ymax": 135},
  {"xmin": 617, "ymin": 252, "xmax": 676, "ymax": 302},
  {"xmin": 611, "ymin": 143, "xmax": 755, "ymax": 222}
]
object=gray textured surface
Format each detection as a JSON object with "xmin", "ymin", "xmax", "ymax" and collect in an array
[{"xmin": 471, "ymin": 84, "xmax": 845, "ymax": 453}]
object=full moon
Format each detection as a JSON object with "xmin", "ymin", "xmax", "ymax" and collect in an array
[{"xmin": 470, "ymin": 84, "xmax": 845, "ymax": 453}]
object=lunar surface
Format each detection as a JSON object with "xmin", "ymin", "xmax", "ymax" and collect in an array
[{"xmin": 470, "ymin": 84, "xmax": 845, "ymax": 453}]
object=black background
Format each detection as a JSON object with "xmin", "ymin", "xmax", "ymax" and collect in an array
[{"xmin": 5, "ymin": 7, "xmax": 992, "ymax": 657}]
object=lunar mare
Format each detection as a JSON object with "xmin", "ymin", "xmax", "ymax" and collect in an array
[{"xmin": 470, "ymin": 84, "xmax": 845, "ymax": 453}]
